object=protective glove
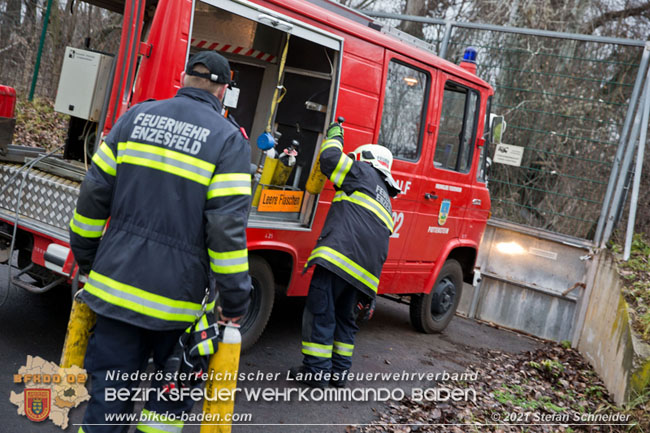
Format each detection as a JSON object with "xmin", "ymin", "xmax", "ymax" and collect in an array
[
  {"xmin": 354, "ymin": 294, "xmax": 376, "ymax": 322},
  {"xmin": 161, "ymin": 311, "xmax": 219, "ymax": 390},
  {"xmin": 326, "ymin": 122, "xmax": 344, "ymax": 142}
]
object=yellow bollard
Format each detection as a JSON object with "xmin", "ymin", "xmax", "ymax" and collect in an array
[
  {"xmin": 60, "ymin": 290, "xmax": 96, "ymax": 368},
  {"xmin": 201, "ymin": 323, "xmax": 241, "ymax": 433}
]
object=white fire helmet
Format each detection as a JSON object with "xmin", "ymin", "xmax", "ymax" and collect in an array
[{"xmin": 351, "ymin": 144, "xmax": 401, "ymax": 196}]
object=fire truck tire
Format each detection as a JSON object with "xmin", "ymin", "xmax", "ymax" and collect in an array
[
  {"xmin": 240, "ymin": 255, "xmax": 275, "ymax": 351},
  {"xmin": 409, "ymin": 259, "xmax": 463, "ymax": 333}
]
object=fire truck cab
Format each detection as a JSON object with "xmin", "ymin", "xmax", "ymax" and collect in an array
[{"xmin": 0, "ymin": 0, "xmax": 494, "ymax": 350}]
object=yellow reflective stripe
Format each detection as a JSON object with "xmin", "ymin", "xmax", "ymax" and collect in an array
[
  {"xmin": 69, "ymin": 210, "xmax": 107, "ymax": 238},
  {"xmin": 334, "ymin": 341, "xmax": 354, "ymax": 349},
  {"xmin": 302, "ymin": 341, "xmax": 333, "ymax": 358},
  {"xmin": 207, "ymin": 173, "xmax": 252, "ymax": 199},
  {"xmin": 333, "ymin": 191, "xmax": 394, "ymax": 233},
  {"xmin": 195, "ymin": 314, "xmax": 216, "ymax": 355},
  {"xmin": 198, "ymin": 338, "xmax": 214, "ymax": 356},
  {"xmin": 92, "ymin": 142, "xmax": 117, "ymax": 176},
  {"xmin": 330, "ymin": 154, "xmax": 352, "ymax": 187},
  {"xmin": 84, "ymin": 271, "xmax": 204, "ymax": 323},
  {"xmin": 138, "ymin": 409, "xmax": 183, "ymax": 433},
  {"xmin": 320, "ymin": 139, "xmax": 343, "ymax": 154},
  {"xmin": 117, "ymin": 141, "xmax": 215, "ymax": 186},
  {"xmin": 207, "ymin": 248, "xmax": 249, "ymax": 274},
  {"xmin": 308, "ymin": 246, "xmax": 379, "ymax": 293},
  {"xmin": 78, "ymin": 428, "xmax": 85, "ymax": 433},
  {"xmin": 196, "ymin": 314, "xmax": 209, "ymax": 330},
  {"xmin": 333, "ymin": 341, "xmax": 354, "ymax": 357}
]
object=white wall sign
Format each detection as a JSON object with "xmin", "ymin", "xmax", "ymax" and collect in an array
[{"xmin": 493, "ymin": 143, "xmax": 524, "ymax": 167}]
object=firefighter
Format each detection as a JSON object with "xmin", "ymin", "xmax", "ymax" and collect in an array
[
  {"xmin": 291, "ymin": 122, "xmax": 401, "ymax": 388},
  {"xmin": 69, "ymin": 51, "xmax": 252, "ymax": 433}
]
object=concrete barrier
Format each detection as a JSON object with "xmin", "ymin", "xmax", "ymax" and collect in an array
[{"xmin": 577, "ymin": 251, "xmax": 650, "ymax": 404}]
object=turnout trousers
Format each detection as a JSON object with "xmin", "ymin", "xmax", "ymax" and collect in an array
[
  {"xmin": 79, "ymin": 314, "xmax": 195, "ymax": 433},
  {"xmin": 301, "ymin": 265, "xmax": 360, "ymax": 376}
]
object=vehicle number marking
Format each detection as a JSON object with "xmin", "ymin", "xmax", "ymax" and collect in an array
[{"xmin": 391, "ymin": 212, "xmax": 404, "ymax": 238}]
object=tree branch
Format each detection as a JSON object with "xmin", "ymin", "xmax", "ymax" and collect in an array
[{"xmin": 584, "ymin": 2, "xmax": 650, "ymax": 32}]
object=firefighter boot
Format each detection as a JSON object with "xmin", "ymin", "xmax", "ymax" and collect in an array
[{"xmin": 288, "ymin": 365, "xmax": 327, "ymax": 388}]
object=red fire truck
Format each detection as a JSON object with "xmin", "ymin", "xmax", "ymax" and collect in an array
[{"xmin": 0, "ymin": 0, "xmax": 495, "ymax": 349}]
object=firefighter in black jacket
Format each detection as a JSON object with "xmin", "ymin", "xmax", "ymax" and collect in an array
[
  {"xmin": 291, "ymin": 122, "xmax": 400, "ymax": 388},
  {"xmin": 70, "ymin": 51, "xmax": 252, "ymax": 432}
]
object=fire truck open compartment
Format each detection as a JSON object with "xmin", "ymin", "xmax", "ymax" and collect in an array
[{"xmin": 193, "ymin": 0, "xmax": 342, "ymax": 228}]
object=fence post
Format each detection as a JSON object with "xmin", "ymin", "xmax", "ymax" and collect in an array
[
  {"xmin": 594, "ymin": 42, "xmax": 650, "ymax": 246},
  {"xmin": 600, "ymin": 76, "xmax": 649, "ymax": 247},
  {"xmin": 623, "ymin": 69, "xmax": 650, "ymax": 259},
  {"xmin": 28, "ymin": 0, "xmax": 54, "ymax": 101},
  {"xmin": 439, "ymin": 21, "xmax": 453, "ymax": 59}
]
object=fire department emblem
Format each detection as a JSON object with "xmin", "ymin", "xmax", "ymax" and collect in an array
[
  {"xmin": 25, "ymin": 388, "xmax": 51, "ymax": 422},
  {"xmin": 438, "ymin": 200, "xmax": 451, "ymax": 226}
]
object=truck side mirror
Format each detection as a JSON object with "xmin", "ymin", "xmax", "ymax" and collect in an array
[{"xmin": 490, "ymin": 115, "xmax": 506, "ymax": 144}]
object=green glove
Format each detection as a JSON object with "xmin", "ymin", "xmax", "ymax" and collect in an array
[{"xmin": 326, "ymin": 122, "xmax": 344, "ymax": 141}]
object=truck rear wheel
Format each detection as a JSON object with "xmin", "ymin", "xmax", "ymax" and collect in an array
[
  {"xmin": 409, "ymin": 259, "xmax": 463, "ymax": 333},
  {"xmin": 240, "ymin": 255, "xmax": 274, "ymax": 351}
]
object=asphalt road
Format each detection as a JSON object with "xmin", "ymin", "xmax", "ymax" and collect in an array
[{"xmin": 0, "ymin": 264, "xmax": 541, "ymax": 432}]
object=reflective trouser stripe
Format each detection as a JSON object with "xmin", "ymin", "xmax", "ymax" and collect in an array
[
  {"xmin": 333, "ymin": 190, "xmax": 394, "ymax": 233},
  {"xmin": 194, "ymin": 314, "xmax": 215, "ymax": 356},
  {"xmin": 92, "ymin": 141, "xmax": 117, "ymax": 176},
  {"xmin": 302, "ymin": 341, "xmax": 333, "ymax": 358},
  {"xmin": 207, "ymin": 248, "xmax": 248, "ymax": 274},
  {"xmin": 117, "ymin": 141, "xmax": 215, "ymax": 186},
  {"xmin": 307, "ymin": 246, "xmax": 379, "ymax": 293},
  {"xmin": 330, "ymin": 153, "xmax": 352, "ymax": 187},
  {"xmin": 69, "ymin": 210, "xmax": 107, "ymax": 238},
  {"xmin": 207, "ymin": 173, "xmax": 252, "ymax": 199},
  {"xmin": 320, "ymin": 139, "xmax": 343, "ymax": 154},
  {"xmin": 137, "ymin": 409, "xmax": 184, "ymax": 433},
  {"xmin": 84, "ymin": 271, "xmax": 205, "ymax": 323},
  {"xmin": 333, "ymin": 341, "xmax": 354, "ymax": 357}
]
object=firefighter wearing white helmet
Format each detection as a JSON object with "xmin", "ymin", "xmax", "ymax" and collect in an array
[
  {"xmin": 350, "ymin": 144, "xmax": 401, "ymax": 193},
  {"xmin": 290, "ymin": 122, "xmax": 400, "ymax": 388}
]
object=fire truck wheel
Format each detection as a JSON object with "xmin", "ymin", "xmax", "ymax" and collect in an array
[
  {"xmin": 240, "ymin": 255, "xmax": 275, "ymax": 351},
  {"xmin": 409, "ymin": 259, "xmax": 463, "ymax": 333}
]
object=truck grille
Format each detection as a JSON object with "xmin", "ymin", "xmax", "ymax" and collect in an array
[{"xmin": 0, "ymin": 163, "xmax": 81, "ymax": 231}]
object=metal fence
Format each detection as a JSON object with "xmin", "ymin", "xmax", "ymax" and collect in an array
[{"xmin": 365, "ymin": 12, "xmax": 648, "ymax": 242}]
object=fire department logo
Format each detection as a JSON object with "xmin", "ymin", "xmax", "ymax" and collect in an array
[
  {"xmin": 25, "ymin": 388, "xmax": 51, "ymax": 422},
  {"xmin": 11, "ymin": 355, "xmax": 90, "ymax": 429},
  {"xmin": 438, "ymin": 200, "xmax": 451, "ymax": 226}
]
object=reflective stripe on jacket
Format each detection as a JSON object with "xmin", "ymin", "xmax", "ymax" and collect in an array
[
  {"xmin": 304, "ymin": 138, "xmax": 393, "ymax": 298},
  {"xmin": 69, "ymin": 87, "xmax": 252, "ymax": 330}
]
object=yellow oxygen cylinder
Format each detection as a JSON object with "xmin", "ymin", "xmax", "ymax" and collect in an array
[
  {"xmin": 306, "ymin": 118, "xmax": 344, "ymax": 195},
  {"xmin": 60, "ymin": 289, "xmax": 96, "ymax": 368},
  {"xmin": 201, "ymin": 323, "xmax": 241, "ymax": 433},
  {"xmin": 269, "ymin": 160, "xmax": 293, "ymax": 187},
  {"xmin": 306, "ymin": 157, "xmax": 327, "ymax": 195},
  {"xmin": 252, "ymin": 156, "xmax": 279, "ymax": 206}
]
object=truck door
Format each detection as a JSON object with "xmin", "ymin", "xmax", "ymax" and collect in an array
[
  {"xmin": 186, "ymin": 0, "xmax": 343, "ymax": 229},
  {"xmin": 463, "ymin": 94, "xmax": 492, "ymax": 241},
  {"xmin": 402, "ymin": 75, "xmax": 481, "ymax": 282},
  {"xmin": 375, "ymin": 54, "xmax": 433, "ymax": 292}
]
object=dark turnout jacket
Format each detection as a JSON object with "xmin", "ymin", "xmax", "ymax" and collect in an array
[
  {"xmin": 304, "ymin": 137, "xmax": 394, "ymax": 299},
  {"xmin": 69, "ymin": 87, "xmax": 252, "ymax": 330}
]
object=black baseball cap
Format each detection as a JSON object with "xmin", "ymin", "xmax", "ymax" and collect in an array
[{"xmin": 185, "ymin": 51, "xmax": 231, "ymax": 85}]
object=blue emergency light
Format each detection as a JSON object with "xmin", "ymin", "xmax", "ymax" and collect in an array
[{"xmin": 462, "ymin": 47, "xmax": 477, "ymax": 64}]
